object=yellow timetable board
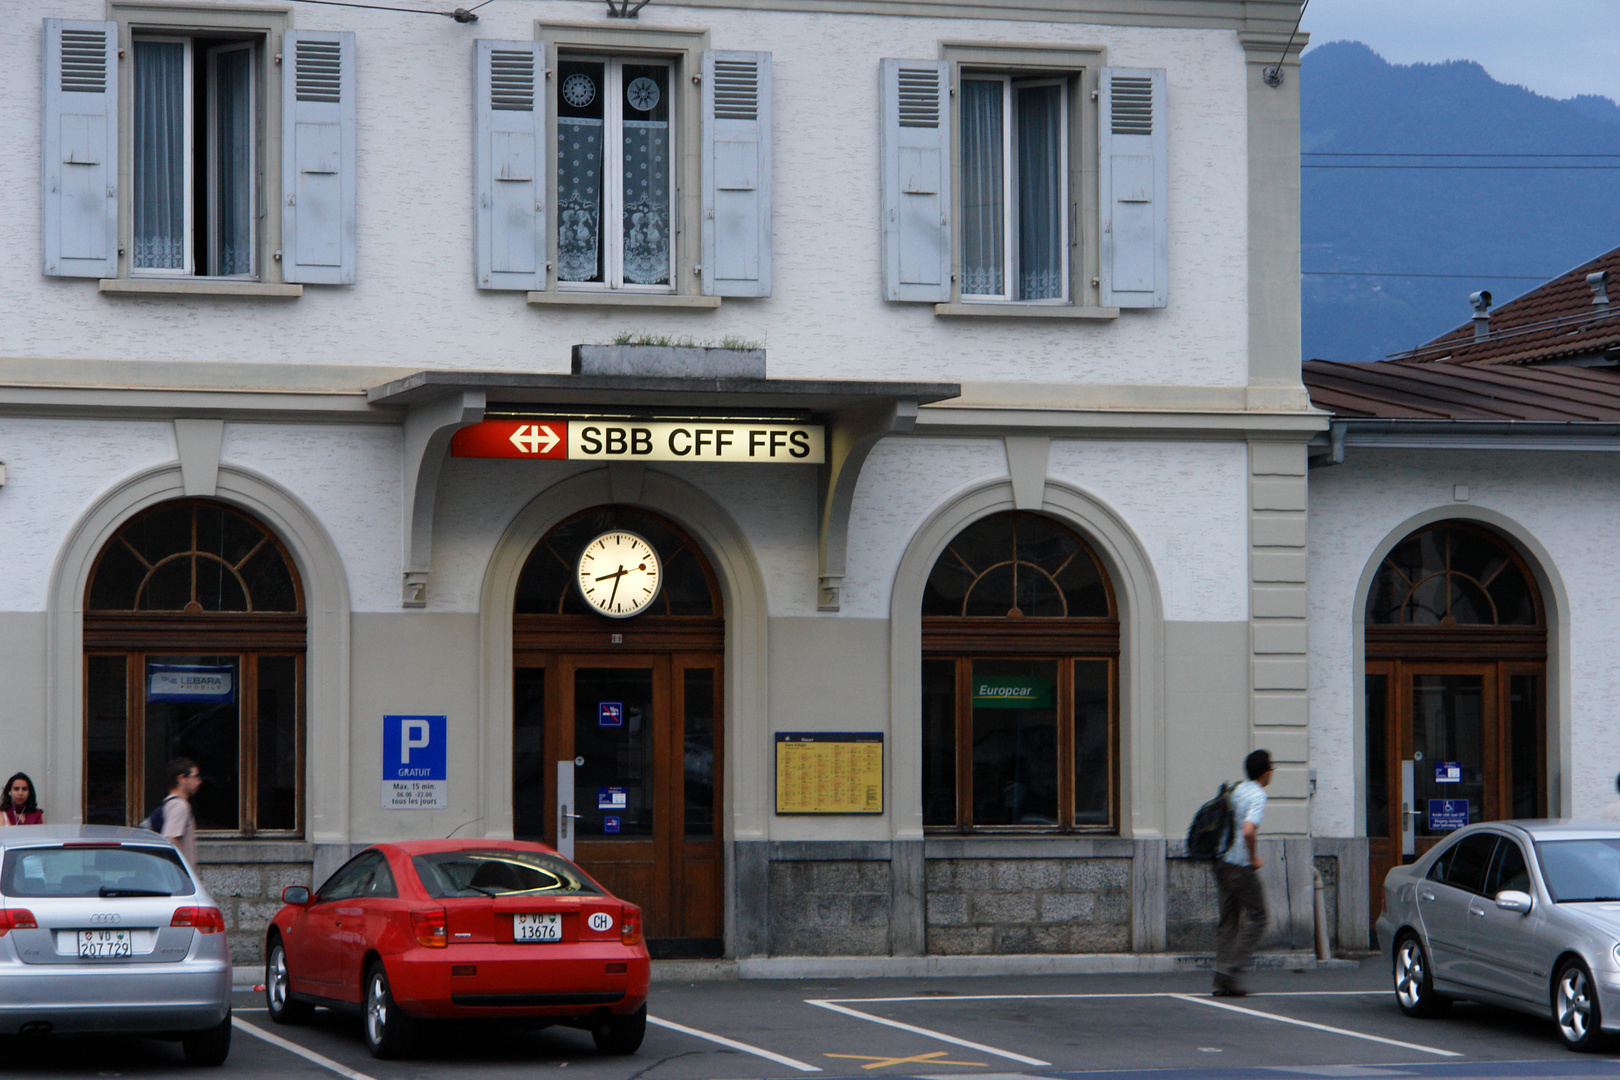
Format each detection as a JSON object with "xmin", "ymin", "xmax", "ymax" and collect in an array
[{"xmin": 775, "ymin": 732, "xmax": 884, "ymax": 815}]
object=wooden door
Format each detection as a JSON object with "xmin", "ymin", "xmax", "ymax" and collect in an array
[{"xmin": 513, "ymin": 650, "xmax": 723, "ymax": 956}]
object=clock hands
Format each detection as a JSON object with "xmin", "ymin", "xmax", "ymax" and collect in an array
[{"xmin": 594, "ymin": 563, "xmax": 648, "ymax": 611}]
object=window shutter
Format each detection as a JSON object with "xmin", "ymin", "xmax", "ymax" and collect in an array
[
  {"xmin": 282, "ymin": 30, "xmax": 356, "ymax": 284},
  {"xmin": 474, "ymin": 39, "xmax": 544, "ymax": 291},
  {"xmin": 1098, "ymin": 67, "xmax": 1167, "ymax": 309},
  {"xmin": 881, "ymin": 59, "xmax": 950, "ymax": 302},
  {"xmin": 701, "ymin": 50, "xmax": 772, "ymax": 298},
  {"xmin": 41, "ymin": 20, "xmax": 118, "ymax": 278}
]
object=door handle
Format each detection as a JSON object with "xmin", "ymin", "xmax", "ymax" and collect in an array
[
  {"xmin": 1420, "ymin": 890, "xmax": 1436, "ymax": 902},
  {"xmin": 1470, "ymin": 907, "xmax": 1487, "ymax": 917},
  {"xmin": 559, "ymin": 804, "xmax": 581, "ymax": 838}
]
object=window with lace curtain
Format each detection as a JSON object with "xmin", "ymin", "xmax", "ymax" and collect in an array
[
  {"xmin": 130, "ymin": 33, "xmax": 259, "ymax": 277},
  {"xmin": 959, "ymin": 74, "xmax": 1069, "ymax": 303},
  {"xmin": 557, "ymin": 56, "xmax": 673, "ymax": 291}
]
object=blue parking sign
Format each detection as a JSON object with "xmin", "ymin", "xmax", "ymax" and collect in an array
[{"xmin": 383, "ymin": 715, "xmax": 447, "ymax": 809}]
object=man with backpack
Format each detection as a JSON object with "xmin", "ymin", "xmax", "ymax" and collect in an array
[
  {"xmin": 147, "ymin": 758, "xmax": 201, "ymax": 865},
  {"xmin": 1212, "ymin": 749, "xmax": 1273, "ymax": 997}
]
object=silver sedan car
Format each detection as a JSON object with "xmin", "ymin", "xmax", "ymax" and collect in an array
[
  {"xmin": 0, "ymin": 825, "xmax": 232, "ymax": 1065},
  {"xmin": 1378, "ymin": 820, "xmax": 1620, "ymax": 1051}
]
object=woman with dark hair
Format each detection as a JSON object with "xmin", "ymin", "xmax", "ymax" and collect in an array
[{"xmin": 2, "ymin": 773, "xmax": 43, "ymax": 826}]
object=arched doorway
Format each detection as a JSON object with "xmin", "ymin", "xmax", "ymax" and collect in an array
[
  {"xmin": 511, "ymin": 506, "xmax": 723, "ymax": 957},
  {"xmin": 1365, "ymin": 521, "xmax": 1546, "ymax": 918},
  {"xmin": 83, "ymin": 499, "xmax": 306, "ymax": 834},
  {"xmin": 920, "ymin": 511, "xmax": 1120, "ymax": 833}
]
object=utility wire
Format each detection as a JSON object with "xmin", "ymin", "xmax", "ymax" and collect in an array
[
  {"xmin": 292, "ymin": 0, "xmax": 470, "ymax": 16},
  {"xmin": 1303, "ymin": 271, "xmax": 1555, "ymax": 280},
  {"xmin": 1262, "ymin": 0, "xmax": 1310, "ymax": 87}
]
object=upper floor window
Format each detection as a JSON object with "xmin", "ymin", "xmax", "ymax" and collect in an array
[
  {"xmin": 132, "ymin": 34, "xmax": 258, "ymax": 277},
  {"xmin": 557, "ymin": 58, "xmax": 673, "ymax": 291},
  {"xmin": 960, "ymin": 75, "xmax": 1068, "ymax": 303}
]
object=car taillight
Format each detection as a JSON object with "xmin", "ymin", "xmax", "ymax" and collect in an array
[
  {"xmin": 411, "ymin": 908, "xmax": 448, "ymax": 948},
  {"xmin": 0, "ymin": 909, "xmax": 37, "ymax": 936},
  {"xmin": 620, "ymin": 908, "xmax": 641, "ymax": 946},
  {"xmin": 171, "ymin": 906, "xmax": 226, "ymax": 933}
]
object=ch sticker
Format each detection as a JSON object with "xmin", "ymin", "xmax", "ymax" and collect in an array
[{"xmin": 588, "ymin": 912, "xmax": 615, "ymax": 932}]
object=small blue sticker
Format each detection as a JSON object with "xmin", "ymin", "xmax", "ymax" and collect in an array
[
  {"xmin": 598, "ymin": 786, "xmax": 627, "ymax": 810},
  {"xmin": 599, "ymin": 702, "xmax": 624, "ymax": 728},
  {"xmin": 1428, "ymin": 799, "xmax": 1469, "ymax": 831},
  {"xmin": 603, "ymin": 816, "xmax": 621, "ymax": 834},
  {"xmin": 1434, "ymin": 761, "xmax": 1461, "ymax": 784}
]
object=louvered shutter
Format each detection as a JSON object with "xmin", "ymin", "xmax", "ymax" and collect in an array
[
  {"xmin": 1098, "ymin": 67, "xmax": 1167, "ymax": 308},
  {"xmin": 474, "ymin": 40, "xmax": 544, "ymax": 291},
  {"xmin": 42, "ymin": 20, "xmax": 118, "ymax": 278},
  {"xmin": 881, "ymin": 59, "xmax": 950, "ymax": 302},
  {"xmin": 701, "ymin": 50, "xmax": 772, "ymax": 297},
  {"xmin": 282, "ymin": 31, "xmax": 356, "ymax": 284}
]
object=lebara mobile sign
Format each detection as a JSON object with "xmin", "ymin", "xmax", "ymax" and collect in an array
[
  {"xmin": 451, "ymin": 419, "xmax": 824, "ymax": 464},
  {"xmin": 147, "ymin": 665, "xmax": 235, "ymax": 704},
  {"xmin": 972, "ymin": 676, "xmax": 1054, "ymax": 709}
]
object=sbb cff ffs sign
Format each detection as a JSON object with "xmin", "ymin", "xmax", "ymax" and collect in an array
[{"xmin": 451, "ymin": 419, "xmax": 824, "ymax": 464}]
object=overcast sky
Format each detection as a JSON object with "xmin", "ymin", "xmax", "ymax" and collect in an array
[{"xmin": 1300, "ymin": 0, "xmax": 1620, "ymax": 104}]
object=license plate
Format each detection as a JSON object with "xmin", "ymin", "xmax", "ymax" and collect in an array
[
  {"xmin": 513, "ymin": 913, "xmax": 562, "ymax": 942},
  {"xmin": 77, "ymin": 929, "xmax": 132, "ymax": 958}
]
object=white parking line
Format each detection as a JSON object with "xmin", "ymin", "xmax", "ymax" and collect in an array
[
  {"xmin": 649, "ymin": 1014, "xmax": 823, "ymax": 1072},
  {"xmin": 1171, "ymin": 994, "xmax": 1461, "ymax": 1057},
  {"xmin": 806, "ymin": 1000, "xmax": 1052, "ymax": 1067},
  {"xmin": 826, "ymin": 991, "xmax": 1389, "ymax": 1004},
  {"xmin": 232, "ymin": 1016, "xmax": 381, "ymax": 1080}
]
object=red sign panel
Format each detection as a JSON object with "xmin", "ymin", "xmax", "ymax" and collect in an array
[{"xmin": 451, "ymin": 420, "xmax": 569, "ymax": 459}]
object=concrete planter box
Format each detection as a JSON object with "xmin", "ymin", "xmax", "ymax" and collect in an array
[{"xmin": 573, "ymin": 344, "xmax": 766, "ymax": 379}]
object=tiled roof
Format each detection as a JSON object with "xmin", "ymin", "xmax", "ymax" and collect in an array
[
  {"xmin": 1303, "ymin": 359, "xmax": 1620, "ymax": 420},
  {"xmin": 1387, "ymin": 246, "xmax": 1620, "ymax": 366}
]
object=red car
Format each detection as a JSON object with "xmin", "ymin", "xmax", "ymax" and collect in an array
[{"xmin": 264, "ymin": 839, "xmax": 649, "ymax": 1059}]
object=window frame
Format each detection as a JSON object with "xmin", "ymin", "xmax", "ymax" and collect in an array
[
  {"xmin": 110, "ymin": 1, "xmax": 288, "ymax": 286},
  {"xmin": 942, "ymin": 41, "xmax": 1103, "ymax": 314},
  {"xmin": 538, "ymin": 21, "xmax": 707, "ymax": 300}
]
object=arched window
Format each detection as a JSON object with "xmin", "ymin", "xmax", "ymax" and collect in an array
[
  {"xmin": 84, "ymin": 500, "xmax": 305, "ymax": 835},
  {"xmin": 920, "ymin": 512, "xmax": 1119, "ymax": 832},
  {"xmin": 1366, "ymin": 523, "xmax": 1539, "ymax": 626}
]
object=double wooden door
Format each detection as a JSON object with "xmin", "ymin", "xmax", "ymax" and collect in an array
[
  {"xmin": 1365, "ymin": 659, "xmax": 1544, "ymax": 928},
  {"xmin": 513, "ymin": 651, "xmax": 722, "ymax": 956}
]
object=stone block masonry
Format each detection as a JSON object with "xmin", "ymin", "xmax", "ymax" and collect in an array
[
  {"xmin": 924, "ymin": 858, "xmax": 1131, "ymax": 954},
  {"xmin": 768, "ymin": 860, "xmax": 892, "ymax": 956},
  {"xmin": 196, "ymin": 843, "xmax": 314, "ymax": 967}
]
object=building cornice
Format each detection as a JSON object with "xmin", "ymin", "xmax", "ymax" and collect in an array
[{"xmin": 628, "ymin": 0, "xmax": 1305, "ymax": 32}]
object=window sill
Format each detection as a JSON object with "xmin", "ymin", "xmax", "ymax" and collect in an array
[
  {"xmin": 99, "ymin": 279, "xmax": 303, "ymax": 298},
  {"xmin": 934, "ymin": 301, "xmax": 1119, "ymax": 320},
  {"xmin": 527, "ymin": 291, "xmax": 721, "ymax": 310}
]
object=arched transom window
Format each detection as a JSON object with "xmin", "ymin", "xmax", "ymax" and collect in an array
[
  {"xmin": 1367, "ymin": 523, "xmax": 1540, "ymax": 627},
  {"xmin": 921, "ymin": 512, "xmax": 1119, "ymax": 833},
  {"xmin": 84, "ymin": 500, "xmax": 305, "ymax": 836}
]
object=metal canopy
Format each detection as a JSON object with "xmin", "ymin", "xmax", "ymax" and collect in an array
[{"xmin": 375, "ymin": 371, "xmax": 960, "ymax": 611}]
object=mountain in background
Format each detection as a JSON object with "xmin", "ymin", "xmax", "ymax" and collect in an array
[{"xmin": 1301, "ymin": 41, "xmax": 1620, "ymax": 362}]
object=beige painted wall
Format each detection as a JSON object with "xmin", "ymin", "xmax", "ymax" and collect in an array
[
  {"xmin": 345, "ymin": 612, "xmax": 481, "ymax": 842},
  {"xmin": 1163, "ymin": 620, "xmax": 1251, "ymax": 840},
  {"xmin": 765, "ymin": 617, "xmax": 891, "ymax": 842},
  {"xmin": 0, "ymin": 613, "xmax": 48, "ymax": 813}
]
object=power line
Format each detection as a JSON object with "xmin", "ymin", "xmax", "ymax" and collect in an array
[{"xmin": 1303, "ymin": 271, "xmax": 1555, "ymax": 280}]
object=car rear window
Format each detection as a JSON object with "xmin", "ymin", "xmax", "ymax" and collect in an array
[
  {"xmin": 1536, "ymin": 839, "xmax": 1620, "ymax": 903},
  {"xmin": 412, "ymin": 850, "xmax": 602, "ymax": 899},
  {"xmin": 1, "ymin": 845, "xmax": 195, "ymax": 898}
]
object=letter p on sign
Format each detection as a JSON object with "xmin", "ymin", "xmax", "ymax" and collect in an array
[{"xmin": 402, "ymin": 719, "xmax": 431, "ymax": 764}]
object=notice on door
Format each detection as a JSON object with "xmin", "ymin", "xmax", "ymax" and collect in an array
[
  {"xmin": 382, "ymin": 715, "xmax": 448, "ymax": 809},
  {"xmin": 774, "ymin": 732, "xmax": 883, "ymax": 815},
  {"xmin": 1428, "ymin": 798, "xmax": 1469, "ymax": 831}
]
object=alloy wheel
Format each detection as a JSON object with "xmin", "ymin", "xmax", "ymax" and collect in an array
[
  {"xmin": 1395, "ymin": 939, "xmax": 1426, "ymax": 1010},
  {"xmin": 1558, "ymin": 965, "xmax": 1592, "ymax": 1045},
  {"xmin": 366, "ymin": 972, "xmax": 389, "ymax": 1047},
  {"xmin": 269, "ymin": 947, "xmax": 290, "ymax": 1012}
]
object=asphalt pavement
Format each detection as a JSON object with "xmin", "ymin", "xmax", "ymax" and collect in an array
[{"xmin": 4, "ymin": 963, "xmax": 1619, "ymax": 1079}]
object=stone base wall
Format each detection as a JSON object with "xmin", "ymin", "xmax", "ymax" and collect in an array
[
  {"xmin": 767, "ymin": 860, "xmax": 891, "ymax": 956},
  {"xmin": 195, "ymin": 842, "xmax": 314, "ymax": 968},
  {"xmin": 1165, "ymin": 855, "xmax": 1220, "ymax": 951},
  {"xmin": 925, "ymin": 857, "xmax": 1131, "ymax": 954}
]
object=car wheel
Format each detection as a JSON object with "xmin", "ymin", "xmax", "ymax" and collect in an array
[
  {"xmin": 1393, "ymin": 933, "xmax": 1450, "ymax": 1018},
  {"xmin": 181, "ymin": 1014, "xmax": 232, "ymax": 1067},
  {"xmin": 592, "ymin": 1004, "xmax": 647, "ymax": 1055},
  {"xmin": 363, "ymin": 962, "xmax": 415, "ymax": 1059},
  {"xmin": 266, "ymin": 940, "xmax": 314, "ymax": 1025},
  {"xmin": 1555, "ymin": 958, "xmax": 1605, "ymax": 1051}
]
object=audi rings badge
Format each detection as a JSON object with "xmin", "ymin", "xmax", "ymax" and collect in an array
[{"xmin": 91, "ymin": 913, "xmax": 122, "ymax": 924}]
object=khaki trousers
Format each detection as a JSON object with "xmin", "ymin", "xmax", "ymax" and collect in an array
[{"xmin": 1213, "ymin": 860, "xmax": 1267, "ymax": 977}]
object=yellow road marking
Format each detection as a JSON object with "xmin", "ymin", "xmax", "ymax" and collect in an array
[{"xmin": 824, "ymin": 1051, "xmax": 987, "ymax": 1070}]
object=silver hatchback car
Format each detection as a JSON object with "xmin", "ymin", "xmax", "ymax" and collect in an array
[
  {"xmin": 1378, "ymin": 820, "xmax": 1620, "ymax": 1052},
  {"xmin": 0, "ymin": 825, "xmax": 232, "ymax": 1065}
]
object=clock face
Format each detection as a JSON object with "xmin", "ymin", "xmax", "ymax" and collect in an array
[{"xmin": 576, "ymin": 531, "xmax": 662, "ymax": 619}]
